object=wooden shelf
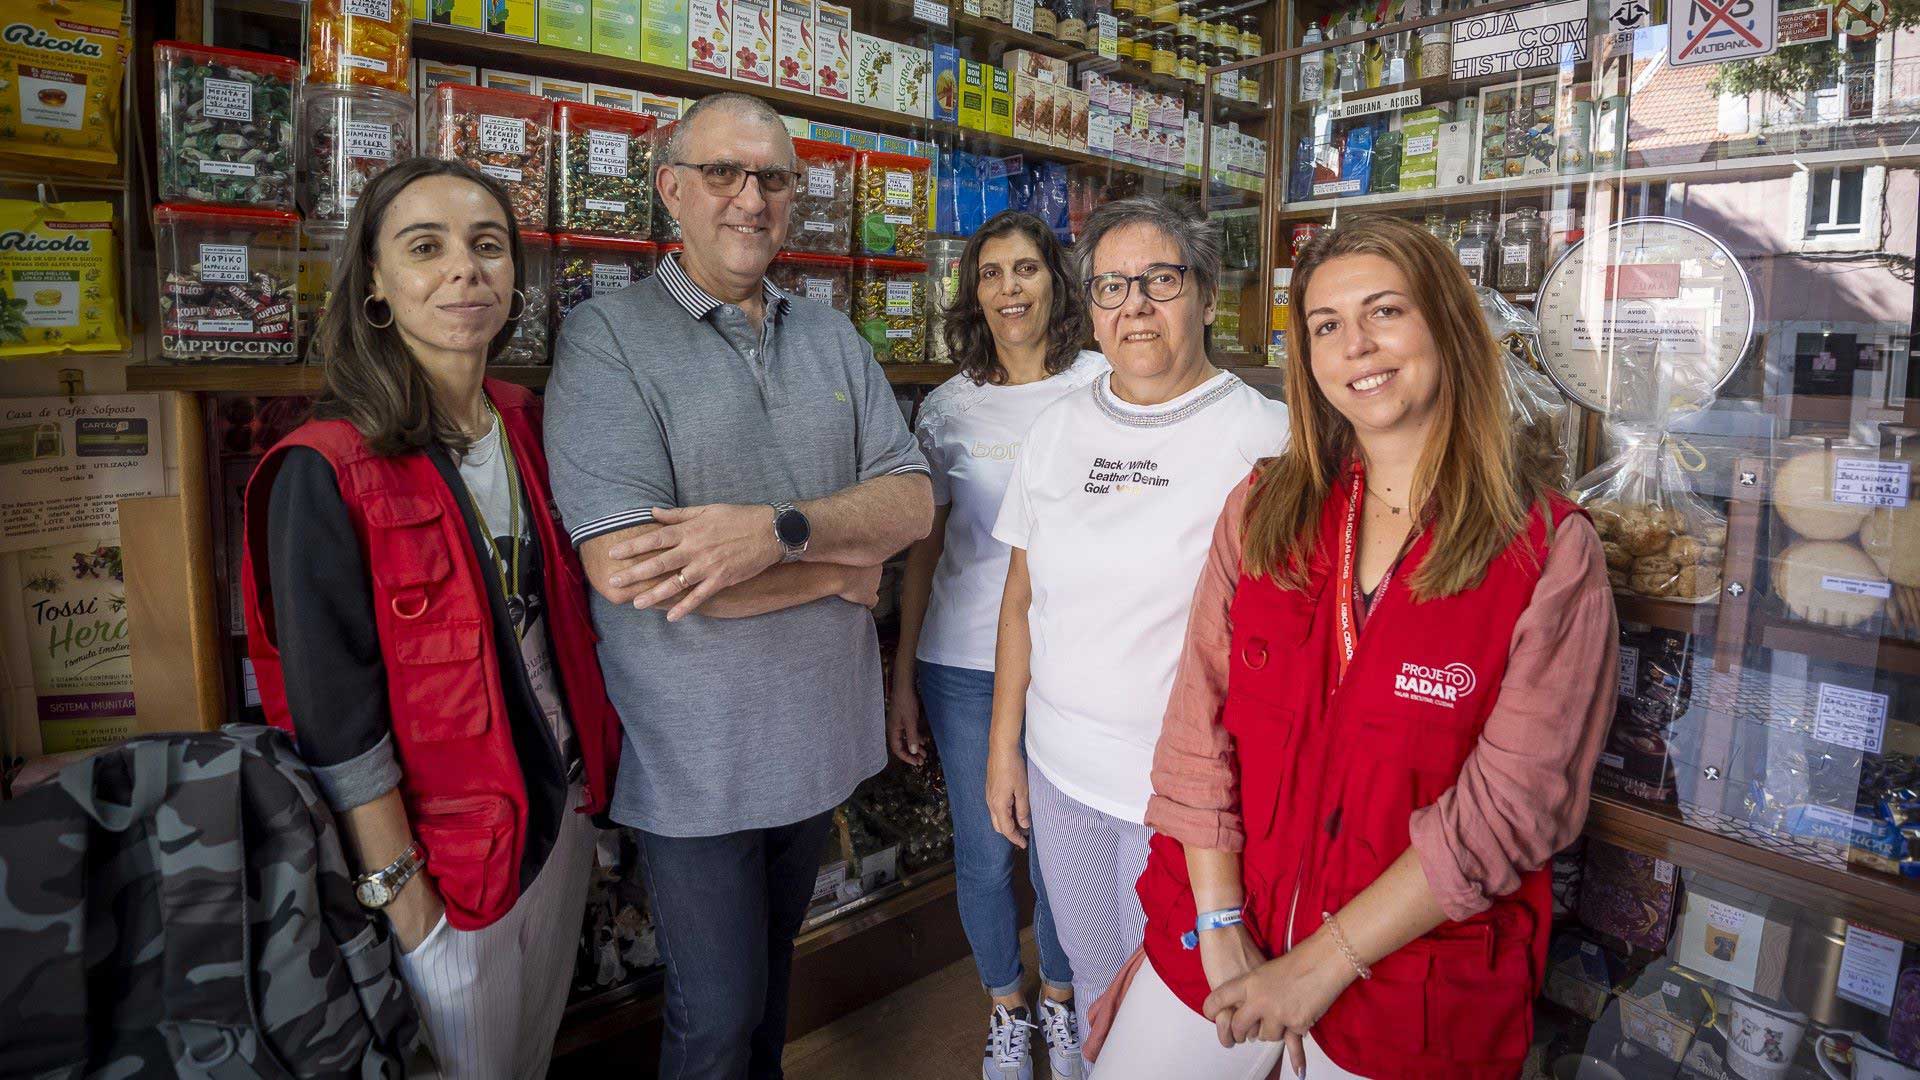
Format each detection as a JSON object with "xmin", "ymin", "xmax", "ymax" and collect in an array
[
  {"xmin": 1585, "ymin": 792, "xmax": 1920, "ymax": 942},
  {"xmin": 1614, "ymin": 595, "xmax": 1716, "ymax": 635},
  {"xmin": 1756, "ymin": 612, "xmax": 1920, "ymax": 678},
  {"xmin": 125, "ymin": 361, "xmax": 961, "ymax": 393}
]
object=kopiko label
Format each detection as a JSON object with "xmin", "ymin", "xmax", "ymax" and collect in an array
[
  {"xmin": 202, "ymin": 77, "xmax": 253, "ymax": 122},
  {"xmin": 592, "ymin": 262, "xmax": 633, "ymax": 292},
  {"xmin": 885, "ymin": 280, "xmax": 914, "ymax": 315},
  {"xmin": 198, "ymin": 243, "xmax": 250, "ymax": 283},
  {"xmin": 344, "ymin": 0, "xmax": 393, "ymax": 16},
  {"xmin": 804, "ymin": 277, "xmax": 834, "ymax": 300},
  {"xmin": 884, "ymin": 169, "xmax": 913, "ymax": 207},
  {"xmin": 346, "ymin": 120, "xmax": 394, "ymax": 160},
  {"xmin": 588, "ymin": 129, "xmax": 629, "ymax": 176},
  {"xmin": 807, "ymin": 165, "xmax": 836, "ymax": 197},
  {"xmin": 480, "ymin": 115, "xmax": 528, "ymax": 155}
]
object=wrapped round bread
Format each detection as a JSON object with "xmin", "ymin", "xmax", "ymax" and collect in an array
[
  {"xmin": 1666, "ymin": 536, "xmax": 1704, "ymax": 563},
  {"xmin": 1855, "ymin": 446, "xmax": 1920, "ymax": 586},
  {"xmin": 1633, "ymin": 555, "xmax": 1679, "ymax": 579},
  {"xmin": 1604, "ymin": 541, "xmax": 1634, "ymax": 571},
  {"xmin": 1772, "ymin": 540, "xmax": 1888, "ymax": 627},
  {"xmin": 1619, "ymin": 510, "xmax": 1672, "ymax": 557},
  {"xmin": 1630, "ymin": 570, "xmax": 1678, "ymax": 597},
  {"xmin": 1774, "ymin": 448, "xmax": 1871, "ymax": 540}
]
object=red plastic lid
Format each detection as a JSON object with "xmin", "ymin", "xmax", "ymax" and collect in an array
[
  {"xmin": 555, "ymin": 233, "xmax": 658, "ymax": 253},
  {"xmin": 520, "ymin": 230, "xmax": 553, "ymax": 246},
  {"xmin": 774, "ymin": 251, "xmax": 854, "ymax": 267},
  {"xmin": 659, "ymin": 242, "xmax": 684, "ymax": 254},
  {"xmin": 555, "ymin": 99, "xmax": 659, "ymax": 135},
  {"xmin": 854, "ymin": 256, "xmax": 930, "ymax": 272},
  {"xmin": 430, "ymin": 82, "xmax": 554, "ymax": 116},
  {"xmin": 154, "ymin": 203, "xmax": 301, "ymax": 225},
  {"xmin": 856, "ymin": 151, "xmax": 932, "ymax": 171},
  {"xmin": 156, "ymin": 40, "xmax": 299, "ymax": 78},
  {"xmin": 793, "ymin": 138, "xmax": 856, "ymax": 161}
]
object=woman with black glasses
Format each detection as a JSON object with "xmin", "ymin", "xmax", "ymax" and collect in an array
[{"xmin": 985, "ymin": 197, "xmax": 1289, "ymax": 1031}]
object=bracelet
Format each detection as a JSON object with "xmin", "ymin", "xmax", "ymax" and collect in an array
[
  {"xmin": 1181, "ymin": 907, "xmax": 1245, "ymax": 950},
  {"xmin": 1321, "ymin": 911, "xmax": 1372, "ymax": 981}
]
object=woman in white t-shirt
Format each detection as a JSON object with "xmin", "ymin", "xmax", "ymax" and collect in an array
[
  {"xmin": 891, "ymin": 211, "xmax": 1107, "ymax": 1080},
  {"xmin": 988, "ymin": 197, "xmax": 1289, "ymax": 1028}
]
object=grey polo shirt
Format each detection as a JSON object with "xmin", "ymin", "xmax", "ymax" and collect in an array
[{"xmin": 544, "ymin": 253, "xmax": 929, "ymax": 837}]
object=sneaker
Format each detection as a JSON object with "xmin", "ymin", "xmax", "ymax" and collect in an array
[
  {"xmin": 1037, "ymin": 997, "xmax": 1085, "ymax": 1080},
  {"xmin": 983, "ymin": 1003, "xmax": 1036, "ymax": 1080}
]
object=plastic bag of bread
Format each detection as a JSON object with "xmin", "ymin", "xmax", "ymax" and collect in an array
[
  {"xmin": 1478, "ymin": 286, "xmax": 1577, "ymax": 488},
  {"xmin": 1575, "ymin": 424, "xmax": 1727, "ymax": 603}
]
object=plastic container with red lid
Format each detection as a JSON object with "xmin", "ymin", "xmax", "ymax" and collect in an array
[
  {"xmin": 154, "ymin": 204, "xmax": 301, "ymax": 363},
  {"xmin": 156, "ymin": 41, "xmax": 299, "ymax": 210},
  {"xmin": 304, "ymin": 0, "xmax": 412, "ymax": 95},
  {"xmin": 852, "ymin": 256, "xmax": 929, "ymax": 363},
  {"xmin": 770, "ymin": 251, "xmax": 853, "ymax": 314},
  {"xmin": 552, "ymin": 101, "xmax": 657, "ymax": 237},
  {"xmin": 300, "ymin": 84, "xmax": 413, "ymax": 224},
  {"xmin": 498, "ymin": 231, "xmax": 554, "ymax": 366},
  {"xmin": 422, "ymin": 84, "xmax": 555, "ymax": 230},
  {"xmin": 553, "ymin": 234, "xmax": 659, "ymax": 337},
  {"xmin": 854, "ymin": 151, "xmax": 931, "ymax": 258},
  {"xmin": 788, "ymin": 139, "xmax": 856, "ymax": 255}
]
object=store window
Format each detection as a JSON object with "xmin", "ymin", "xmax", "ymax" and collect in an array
[
  {"xmin": 1788, "ymin": 164, "xmax": 1885, "ymax": 250},
  {"xmin": 1808, "ymin": 166, "xmax": 1866, "ymax": 233}
]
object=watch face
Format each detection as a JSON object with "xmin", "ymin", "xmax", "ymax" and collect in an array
[
  {"xmin": 775, "ymin": 508, "xmax": 810, "ymax": 547},
  {"xmin": 357, "ymin": 879, "xmax": 391, "ymax": 909}
]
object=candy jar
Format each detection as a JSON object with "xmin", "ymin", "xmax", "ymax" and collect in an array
[
  {"xmin": 300, "ymin": 84, "xmax": 412, "ymax": 224},
  {"xmin": 156, "ymin": 42, "xmax": 298, "ymax": 210},
  {"xmin": 304, "ymin": 0, "xmax": 412, "ymax": 95}
]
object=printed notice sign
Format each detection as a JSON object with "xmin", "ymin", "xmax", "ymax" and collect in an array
[
  {"xmin": 913, "ymin": 0, "xmax": 949, "ymax": 26},
  {"xmin": 1814, "ymin": 682, "xmax": 1887, "ymax": 754},
  {"xmin": 1617, "ymin": 645, "xmax": 1639, "ymax": 696},
  {"xmin": 1836, "ymin": 923, "xmax": 1900, "ymax": 1014},
  {"xmin": 1329, "ymin": 89, "xmax": 1423, "ymax": 120},
  {"xmin": 1832, "ymin": 457, "xmax": 1909, "ymax": 508},
  {"xmin": 1013, "ymin": 0, "xmax": 1034, "ymax": 32},
  {"xmin": 0, "ymin": 394, "xmax": 165, "ymax": 553},
  {"xmin": 1670, "ymin": 0, "xmax": 1777, "ymax": 67}
]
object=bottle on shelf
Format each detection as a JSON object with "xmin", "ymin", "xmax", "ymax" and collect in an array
[
  {"xmin": 1496, "ymin": 206, "xmax": 1546, "ymax": 292},
  {"xmin": 1298, "ymin": 21, "xmax": 1324, "ymax": 102},
  {"xmin": 1422, "ymin": 211, "xmax": 1450, "ymax": 245},
  {"xmin": 1454, "ymin": 207, "xmax": 1493, "ymax": 286}
]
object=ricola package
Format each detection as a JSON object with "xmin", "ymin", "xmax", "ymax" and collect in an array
[
  {"xmin": 0, "ymin": 0, "xmax": 129, "ymax": 172},
  {"xmin": 774, "ymin": 0, "xmax": 814, "ymax": 95},
  {"xmin": 153, "ymin": 204, "xmax": 299, "ymax": 362},
  {"xmin": 0, "ymin": 199, "xmax": 127, "ymax": 357},
  {"xmin": 155, "ymin": 42, "xmax": 299, "ymax": 210},
  {"xmin": 813, "ymin": 2, "xmax": 852, "ymax": 101},
  {"xmin": 730, "ymin": 0, "xmax": 774, "ymax": 86},
  {"xmin": 688, "ymin": 0, "xmax": 732, "ymax": 77}
]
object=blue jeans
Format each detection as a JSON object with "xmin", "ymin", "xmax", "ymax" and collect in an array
[{"xmin": 917, "ymin": 660, "xmax": 1074, "ymax": 997}]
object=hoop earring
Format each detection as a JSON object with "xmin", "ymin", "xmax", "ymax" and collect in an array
[
  {"xmin": 507, "ymin": 288, "xmax": 526, "ymax": 322},
  {"xmin": 363, "ymin": 295, "xmax": 394, "ymax": 329}
]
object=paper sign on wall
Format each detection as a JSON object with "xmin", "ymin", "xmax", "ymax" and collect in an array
[{"xmin": 1814, "ymin": 682, "xmax": 1888, "ymax": 754}]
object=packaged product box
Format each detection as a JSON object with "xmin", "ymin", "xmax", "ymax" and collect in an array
[
  {"xmin": 877, "ymin": 134, "xmax": 914, "ymax": 155},
  {"xmin": 1033, "ymin": 81, "xmax": 1058, "ymax": 148},
  {"xmin": 1334, "ymin": 123, "xmax": 1373, "ymax": 195},
  {"xmin": 481, "ymin": 69, "xmax": 541, "ymax": 95},
  {"xmin": 540, "ymin": 0, "xmax": 593, "ymax": 50},
  {"xmin": 1078, "ymin": 69, "xmax": 1105, "ymax": 112},
  {"xmin": 987, "ymin": 66, "xmax": 1014, "ymax": 138},
  {"xmin": 732, "ymin": 0, "xmax": 775, "ymax": 85},
  {"xmin": 589, "ymin": 84, "xmax": 642, "ymax": 111},
  {"xmin": 814, "ymin": 2, "xmax": 853, "ymax": 101},
  {"xmin": 0, "ymin": 198, "xmax": 129, "ymax": 357},
  {"xmin": 1089, "ymin": 109, "xmax": 1114, "ymax": 153},
  {"xmin": 1051, "ymin": 85, "xmax": 1077, "ymax": 148},
  {"xmin": 895, "ymin": 45, "xmax": 933, "ymax": 118},
  {"xmin": 1062, "ymin": 87, "xmax": 1088, "ymax": 151},
  {"xmin": 1398, "ymin": 108, "xmax": 1442, "ymax": 192},
  {"xmin": 592, "ymin": 0, "xmax": 643, "ymax": 60},
  {"xmin": 1435, "ymin": 120, "xmax": 1472, "ymax": 188},
  {"xmin": 809, "ymin": 121, "xmax": 847, "ymax": 143},
  {"xmin": 642, "ymin": 0, "xmax": 690, "ymax": 68},
  {"xmin": 413, "ymin": 0, "xmax": 428, "ymax": 18},
  {"xmin": 775, "ymin": 0, "xmax": 815, "ymax": 94},
  {"xmin": 958, "ymin": 61, "xmax": 987, "ymax": 131},
  {"xmin": 1001, "ymin": 49, "xmax": 1068, "ymax": 84},
  {"xmin": 843, "ymin": 128, "xmax": 880, "ymax": 151},
  {"xmin": 638, "ymin": 93, "xmax": 683, "ymax": 122},
  {"xmin": 1010, "ymin": 72, "xmax": 1035, "ymax": 141},
  {"xmin": 931, "ymin": 44, "xmax": 960, "ymax": 124},
  {"xmin": 782, "ymin": 115, "xmax": 812, "ymax": 139},
  {"xmin": 539, "ymin": 77, "xmax": 591, "ymax": 102},
  {"xmin": 687, "ymin": 0, "xmax": 731, "ymax": 76},
  {"xmin": 489, "ymin": 0, "xmax": 537, "ymax": 37},
  {"xmin": 853, "ymin": 34, "xmax": 896, "ymax": 110},
  {"xmin": 433, "ymin": 0, "xmax": 484, "ymax": 29},
  {"xmin": 419, "ymin": 60, "xmax": 480, "ymax": 90}
]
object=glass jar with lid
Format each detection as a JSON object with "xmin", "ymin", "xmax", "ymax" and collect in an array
[
  {"xmin": 1422, "ymin": 211, "xmax": 1451, "ymax": 246},
  {"xmin": 1496, "ymin": 206, "xmax": 1547, "ymax": 292},
  {"xmin": 1177, "ymin": 40, "xmax": 1200, "ymax": 84},
  {"xmin": 1152, "ymin": 27, "xmax": 1177, "ymax": 75},
  {"xmin": 1454, "ymin": 208, "xmax": 1494, "ymax": 286},
  {"xmin": 1238, "ymin": 11, "xmax": 1261, "ymax": 59}
]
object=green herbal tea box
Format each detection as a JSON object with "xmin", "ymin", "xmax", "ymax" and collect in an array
[
  {"xmin": 592, "ymin": 0, "xmax": 642, "ymax": 60},
  {"xmin": 540, "ymin": 0, "xmax": 592, "ymax": 49},
  {"xmin": 489, "ymin": 0, "xmax": 537, "ymax": 37},
  {"xmin": 958, "ymin": 59, "xmax": 986, "ymax": 130},
  {"xmin": 1398, "ymin": 107, "xmax": 1442, "ymax": 192},
  {"xmin": 894, "ymin": 45, "xmax": 932, "ymax": 118},
  {"xmin": 642, "ymin": 0, "xmax": 690, "ymax": 68},
  {"xmin": 987, "ymin": 65, "xmax": 1013, "ymax": 137},
  {"xmin": 433, "ymin": 0, "xmax": 484, "ymax": 29}
]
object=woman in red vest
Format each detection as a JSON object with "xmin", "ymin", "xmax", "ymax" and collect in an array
[
  {"xmin": 238, "ymin": 157, "xmax": 621, "ymax": 1078},
  {"xmin": 1090, "ymin": 214, "xmax": 1618, "ymax": 1079}
]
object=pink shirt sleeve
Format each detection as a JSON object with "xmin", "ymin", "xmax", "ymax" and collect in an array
[
  {"xmin": 1142, "ymin": 475, "xmax": 1254, "ymax": 852},
  {"xmin": 1408, "ymin": 515, "xmax": 1619, "ymax": 922}
]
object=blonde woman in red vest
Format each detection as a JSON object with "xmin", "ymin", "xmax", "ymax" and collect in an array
[
  {"xmin": 1087, "ymin": 214, "xmax": 1618, "ymax": 1079},
  {"xmin": 239, "ymin": 157, "xmax": 622, "ymax": 1079}
]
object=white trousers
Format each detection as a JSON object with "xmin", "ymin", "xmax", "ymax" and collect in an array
[
  {"xmin": 397, "ymin": 784, "xmax": 597, "ymax": 1080},
  {"xmin": 1093, "ymin": 960, "xmax": 1370, "ymax": 1080}
]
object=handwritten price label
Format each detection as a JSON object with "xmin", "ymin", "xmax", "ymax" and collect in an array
[{"xmin": 1833, "ymin": 457, "xmax": 1910, "ymax": 508}]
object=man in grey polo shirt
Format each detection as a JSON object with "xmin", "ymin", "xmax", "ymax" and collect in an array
[{"xmin": 543, "ymin": 92, "xmax": 933, "ymax": 1079}]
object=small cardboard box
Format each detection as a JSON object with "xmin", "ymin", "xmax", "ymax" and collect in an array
[
  {"xmin": 774, "ymin": 0, "xmax": 815, "ymax": 94},
  {"xmin": 637, "ymin": 93, "xmax": 683, "ymax": 122},
  {"xmin": 591, "ymin": 0, "xmax": 642, "ymax": 59},
  {"xmin": 894, "ymin": 45, "xmax": 932, "ymax": 118},
  {"xmin": 780, "ymin": 114, "xmax": 810, "ymax": 138},
  {"xmin": 842, "ymin": 128, "xmax": 879, "ymax": 151},
  {"xmin": 489, "ymin": 0, "xmax": 537, "ymax": 37},
  {"xmin": 1001, "ymin": 48, "xmax": 1068, "ymax": 84},
  {"xmin": 958, "ymin": 60, "xmax": 987, "ymax": 131},
  {"xmin": 589, "ymin": 83, "xmax": 642, "ymax": 111},
  {"xmin": 433, "ymin": 0, "xmax": 484, "ymax": 29},
  {"xmin": 931, "ymin": 44, "xmax": 960, "ymax": 123},
  {"xmin": 538, "ymin": 76, "xmax": 591, "ymax": 102},
  {"xmin": 480, "ymin": 69, "xmax": 541, "ymax": 95},
  {"xmin": 731, "ymin": 0, "xmax": 776, "ymax": 86},
  {"xmin": 641, "ymin": 0, "xmax": 689, "ymax": 68},
  {"xmin": 987, "ymin": 65, "xmax": 1013, "ymax": 138},
  {"xmin": 1434, "ymin": 120, "xmax": 1473, "ymax": 188},
  {"xmin": 687, "ymin": 0, "xmax": 731, "ymax": 76},
  {"xmin": 813, "ymin": 2, "xmax": 852, "ymax": 101},
  {"xmin": 877, "ymin": 133, "xmax": 914, "ymax": 154},
  {"xmin": 539, "ymin": 0, "xmax": 592, "ymax": 50},
  {"xmin": 808, "ymin": 120, "xmax": 847, "ymax": 142},
  {"xmin": 418, "ymin": 60, "xmax": 479, "ymax": 90},
  {"xmin": 853, "ymin": 33, "xmax": 896, "ymax": 110},
  {"xmin": 1033, "ymin": 81, "xmax": 1058, "ymax": 147},
  {"xmin": 1061, "ymin": 87, "xmax": 1088, "ymax": 150},
  {"xmin": 1397, "ymin": 107, "xmax": 1443, "ymax": 192}
]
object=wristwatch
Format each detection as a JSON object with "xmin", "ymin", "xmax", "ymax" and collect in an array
[
  {"xmin": 771, "ymin": 502, "xmax": 811, "ymax": 563},
  {"xmin": 354, "ymin": 841, "xmax": 425, "ymax": 910}
]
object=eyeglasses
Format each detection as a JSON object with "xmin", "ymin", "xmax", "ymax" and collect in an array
[
  {"xmin": 670, "ymin": 161, "xmax": 800, "ymax": 198},
  {"xmin": 1085, "ymin": 264, "xmax": 1189, "ymax": 309}
]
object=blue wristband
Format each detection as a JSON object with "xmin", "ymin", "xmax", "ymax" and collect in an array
[{"xmin": 1180, "ymin": 907, "xmax": 1245, "ymax": 950}]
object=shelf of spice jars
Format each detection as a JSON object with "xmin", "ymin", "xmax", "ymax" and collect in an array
[
  {"xmin": 123, "ymin": 362, "xmax": 967, "ymax": 393},
  {"xmin": 1584, "ymin": 792, "xmax": 1920, "ymax": 943}
]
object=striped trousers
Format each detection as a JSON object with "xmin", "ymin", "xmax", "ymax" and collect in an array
[{"xmin": 1026, "ymin": 761, "xmax": 1154, "ymax": 1010}]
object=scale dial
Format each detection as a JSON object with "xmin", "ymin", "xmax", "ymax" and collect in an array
[{"xmin": 1533, "ymin": 216, "xmax": 1755, "ymax": 417}]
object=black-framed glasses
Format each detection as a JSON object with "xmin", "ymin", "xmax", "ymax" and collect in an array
[
  {"xmin": 670, "ymin": 161, "xmax": 799, "ymax": 197},
  {"xmin": 1085, "ymin": 264, "xmax": 1189, "ymax": 309}
]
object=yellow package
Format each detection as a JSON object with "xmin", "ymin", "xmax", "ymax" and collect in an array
[
  {"xmin": 0, "ymin": 0, "xmax": 127, "ymax": 171},
  {"xmin": 0, "ymin": 199, "xmax": 127, "ymax": 357}
]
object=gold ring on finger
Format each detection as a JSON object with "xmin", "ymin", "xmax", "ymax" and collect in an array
[{"xmin": 676, "ymin": 570, "xmax": 689, "ymax": 590}]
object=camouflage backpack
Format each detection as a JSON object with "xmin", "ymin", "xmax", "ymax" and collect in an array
[{"xmin": 0, "ymin": 725, "xmax": 421, "ymax": 1078}]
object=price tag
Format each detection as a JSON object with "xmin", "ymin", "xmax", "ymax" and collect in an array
[
  {"xmin": 341, "ymin": 54, "xmax": 389, "ymax": 73},
  {"xmin": 1013, "ymin": 0, "xmax": 1035, "ymax": 33},
  {"xmin": 1704, "ymin": 899, "xmax": 1750, "ymax": 934},
  {"xmin": 199, "ymin": 160, "xmax": 258, "ymax": 177},
  {"xmin": 1663, "ymin": 982, "xmax": 1681, "ymax": 997},
  {"xmin": 592, "ymin": 262, "xmax": 633, "ymax": 292},
  {"xmin": 1502, "ymin": 243, "xmax": 1530, "ymax": 265},
  {"xmin": 804, "ymin": 277, "xmax": 834, "ymax": 301},
  {"xmin": 203, "ymin": 78, "xmax": 253, "ymax": 123},
  {"xmin": 1822, "ymin": 575, "xmax": 1893, "ymax": 599},
  {"xmin": 584, "ymin": 198, "xmax": 628, "ymax": 212},
  {"xmin": 479, "ymin": 163, "xmax": 525, "ymax": 183},
  {"xmin": 198, "ymin": 243, "xmax": 250, "ymax": 283},
  {"xmin": 587, "ymin": 129, "xmax": 630, "ymax": 175},
  {"xmin": 1598, "ymin": 752, "xmax": 1626, "ymax": 769},
  {"xmin": 1814, "ymin": 682, "xmax": 1888, "ymax": 754},
  {"xmin": 1833, "ymin": 457, "xmax": 1910, "ymax": 508},
  {"xmin": 1617, "ymin": 645, "xmax": 1639, "ymax": 697},
  {"xmin": 1098, "ymin": 12, "xmax": 1119, "ymax": 58},
  {"xmin": 1458, "ymin": 248, "xmax": 1484, "ymax": 267},
  {"xmin": 480, "ymin": 115, "xmax": 528, "ymax": 155},
  {"xmin": 346, "ymin": 120, "xmax": 395, "ymax": 161},
  {"xmin": 963, "ymin": 0, "xmax": 982, "ymax": 15},
  {"xmin": 884, "ymin": 169, "xmax": 913, "ymax": 207},
  {"xmin": 1836, "ymin": 923, "xmax": 1900, "ymax": 1014},
  {"xmin": 344, "ymin": 0, "xmax": 392, "ymax": 16},
  {"xmin": 913, "ymin": 0, "xmax": 950, "ymax": 26},
  {"xmin": 885, "ymin": 280, "xmax": 915, "ymax": 315},
  {"xmin": 1652, "ymin": 859, "xmax": 1674, "ymax": 884},
  {"xmin": 195, "ymin": 317, "xmax": 255, "ymax": 333},
  {"xmin": 807, "ymin": 165, "xmax": 836, "ymax": 197}
]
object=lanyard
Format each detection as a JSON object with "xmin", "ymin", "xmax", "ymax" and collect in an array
[
  {"xmin": 1332, "ymin": 471, "xmax": 1418, "ymax": 685},
  {"xmin": 459, "ymin": 403, "xmax": 524, "ymax": 638}
]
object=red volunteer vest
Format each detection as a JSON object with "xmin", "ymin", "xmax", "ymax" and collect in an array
[
  {"xmin": 239, "ymin": 380, "xmax": 620, "ymax": 931},
  {"xmin": 1138, "ymin": 466, "xmax": 1582, "ymax": 1079}
]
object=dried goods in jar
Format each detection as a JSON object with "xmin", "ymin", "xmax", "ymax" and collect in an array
[
  {"xmin": 156, "ymin": 42, "xmax": 297, "ymax": 210},
  {"xmin": 0, "ymin": 0, "xmax": 128, "ymax": 171},
  {"xmin": 423, "ymin": 83, "xmax": 554, "ymax": 230},
  {"xmin": 496, "ymin": 232, "xmax": 552, "ymax": 365},
  {"xmin": 300, "ymin": 84, "xmax": 412, "ymax": 224},
  {"xmin": 552, "ymin": 102, "xmax": 656, "ymax": 237},
  {"xmin": 853, "ymin": 257, "xmax": 926, "ymax": 363},
  {"xmin": 855, "ymin": 151, "xmax": 929, "ymax": 259},
  {"xmin": 0, "ymin": 198, "xmax": 127, "ymax": 357},
  {"xmin": 768, "ymin": 253, "xmax": 851, "ymax": 314},
  {"xmin": 304, "ymin": 0, "xmax": 412, "ymax": 94},
  {"xmin": 552, "ymin": 234, "xmax": 656, "ymax": 339},
  {"xmin": 154, "ymin": 205, "xmax": 300, "ymax": 362},
  {"xmin": 787, "ymin": 139, "xmax": 854, "ymax": 255}
]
